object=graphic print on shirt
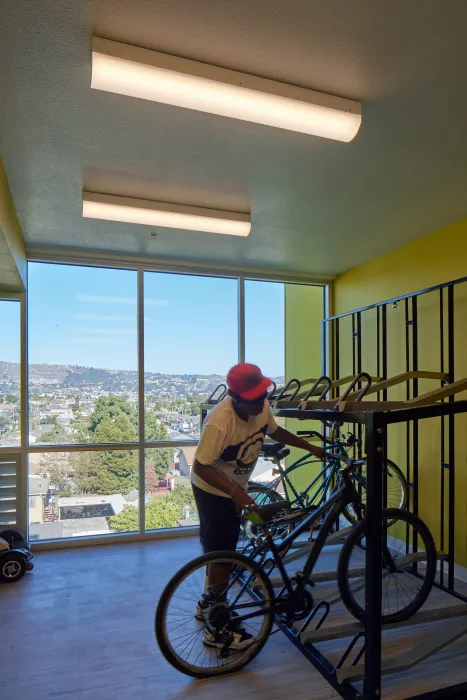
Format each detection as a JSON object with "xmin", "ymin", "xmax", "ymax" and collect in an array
[{"xmin": 220, "ymin": 425, "xmax": 268, "ymax": 476}]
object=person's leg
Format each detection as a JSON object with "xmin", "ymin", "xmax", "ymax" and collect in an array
[
  {"xmin": 206, "ymin": 497, "xmax": 241, "ymax": 598},
  {"xmin": 192, "ymin": 485, "xmax": 241, "ymax": 599}
]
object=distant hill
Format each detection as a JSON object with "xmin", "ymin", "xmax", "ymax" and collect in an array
[{"xmin": 0, "ymin": 362, "xmax": 284, "ymax": 393}]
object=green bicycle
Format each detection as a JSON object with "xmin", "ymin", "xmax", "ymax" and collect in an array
[{"xmin": 241, "ymin": 423, "xmax": 407, "ymax": 549}]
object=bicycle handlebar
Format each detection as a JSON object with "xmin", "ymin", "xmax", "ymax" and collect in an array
[{"xmin": 297, "ymin": 430, "xmax": 335, "ymax": 445}]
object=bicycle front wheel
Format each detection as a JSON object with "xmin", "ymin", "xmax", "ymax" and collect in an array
[
  {"xmin": 155, "ymin": 551, "xmax": 274, "ymax": 678},
  {"xmin": 342, "ymin": 458, "xmax": 408, "ymax": 525},
  {"xmin": 338, "ymin": 508, "xmax": 436, "ymax": 624}
]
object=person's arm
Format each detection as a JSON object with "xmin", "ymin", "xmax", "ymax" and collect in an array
[
  {"xmin": 193, "ymin": 459, "xmax": 255, "ymax": 509},
  {"xmin": 269, "ymin": 425, "xmax": 326, "ymax": 460}
]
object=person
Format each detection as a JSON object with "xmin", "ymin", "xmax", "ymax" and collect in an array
[{"xmin": 191, "ymin": 362, "xmax": 325, "ymax": 651}]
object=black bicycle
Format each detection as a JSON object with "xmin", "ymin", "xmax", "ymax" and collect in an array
[{"xmin": 155, "ymin": 454, "xmax": 436, "ymax": 678}]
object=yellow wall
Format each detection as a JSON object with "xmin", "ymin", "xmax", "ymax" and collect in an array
[
  {"xmin": 284, "ymin": 284, "xmax": 324, "ymax": 492},
  {"xmin": 0, "ymin": 155, "xmax": 26, "ymax": 291},
  {"xmin": 334, "ymin": 217, "xmax": 467, "ymax": 566}
]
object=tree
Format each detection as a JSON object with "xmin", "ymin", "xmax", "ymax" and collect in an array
[
  {"xmin": 88, "ymin": 396, "xmax": 137, "ymax": 434},
  {"xmin": 73, "ymin": 414, "xmax": 139, "ymax": 495},
  {"xmin": 146, "ymin": 411, "xmax": 172, "ymax": 480},
  {"xmin": 43, "ymin": 452, "xmax": 74, "ymax": 497},
  {"xmin": 109, "ymin": 494, "xmax": 184, "ymax": 532},
  {"xmin": 169, "ymin": 485, "xmax": 196, "ymax": 515},
  {"xmin": 40, "ymin": 415, "xmax": 58, "ymax": 425},
  {"xmin": 5, "ymin": 394, "xmax": 18, "ymax": 404},
  {"xmin": 41, "ymin": 423, "xmax": 68, "ymax": 443}
]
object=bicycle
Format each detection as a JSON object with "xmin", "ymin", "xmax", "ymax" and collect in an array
[
  {"xmin": 155, "ymin": 453, "xmax": 436, "ymax": 678},
  {"xmin": 250, "ymin": 424, "xmax": 406, "ymax": 516}
]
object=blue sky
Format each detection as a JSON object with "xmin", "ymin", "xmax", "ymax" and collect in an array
[{"xmin": 1, "ymin": 263, "xmax": 285, "ymax": 376}]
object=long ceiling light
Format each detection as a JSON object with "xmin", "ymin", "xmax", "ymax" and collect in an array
[
  {"xmin": 91, "ymin": 37, "xmax": 362, "ymax": 142},
  {"xmin": 82, "ymin": 192, "xmax": 251, "ymax": 237}
]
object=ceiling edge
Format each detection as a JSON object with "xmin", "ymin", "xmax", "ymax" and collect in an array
[{"xmin": 26, "ymin": 245, "xmax": 334, "ymax": 285}]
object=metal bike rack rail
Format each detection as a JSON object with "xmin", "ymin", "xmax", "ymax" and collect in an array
[{"xmin": 271, "ymin": 400, "xmax": 467, "ymax": 700}]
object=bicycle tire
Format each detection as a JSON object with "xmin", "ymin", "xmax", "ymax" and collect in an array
[
  {"xmin": 238, "ymin": 484, "xmax": 293, "ymax": 553},
  {"xmin": 337, "ymin": 508, "xmax": 436, "ymax": 624},
  {"xmin": 247, "ymin": 482, "xmax": 285, "ymax": 505},
  {"xmin": 342, "ymin": 458, "xmax": 408, "ymax": 526},
  {"xmin": 155, "ymin": 550, "xmax": 274, "ymax": 678}
]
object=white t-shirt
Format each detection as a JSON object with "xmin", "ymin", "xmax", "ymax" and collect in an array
[{"xmin": 193, "ymin": 396, "xmax": 278, "ymax": 498}]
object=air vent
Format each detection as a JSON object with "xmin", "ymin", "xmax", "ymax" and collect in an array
[{"xmin": 0, "ymin": 455, "xmax": 17, "ymax": 527}]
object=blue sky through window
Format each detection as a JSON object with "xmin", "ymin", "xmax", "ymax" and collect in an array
[{"xmin": 18, "ymin": 263, "xmax": 285, "ymax": 377}]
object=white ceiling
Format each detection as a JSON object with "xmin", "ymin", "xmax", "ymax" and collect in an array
[{"xmin": 1, "ymin": 0, "xmax": 467, "ymax": 277}]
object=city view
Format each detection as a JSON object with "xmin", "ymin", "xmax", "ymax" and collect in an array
[{"xmin": 1, "ymin": 265, "xmax": 286, "ymax": 540}]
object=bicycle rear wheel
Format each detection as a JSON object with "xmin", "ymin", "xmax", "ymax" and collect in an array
[
  {"xmin": 338, "ymin": 508, "xmax": 436, "ymax": 624},
  {"xmin": 238, "ymin": 483, "xmax": 292, "ymax": 553},
  {"xmin": 155, "ymin": 551, "xmax": 274, "ymax": 678},
  {"xmin": 342, "ymin": 458, "xmax": 407, "ymax": 525}
]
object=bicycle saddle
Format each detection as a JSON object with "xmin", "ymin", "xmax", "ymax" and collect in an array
[
  {"xmin": 261, "ymin": 443, "xmax": 290, "ymax": 460},
  {"xmin": 249, "ymin": 500, "xmax": 291, "ymax": 523}
]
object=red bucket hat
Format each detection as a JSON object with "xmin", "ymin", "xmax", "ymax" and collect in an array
[{"xmin": 227, "ymin": 363, "xmax": 273, "ymax": 401}]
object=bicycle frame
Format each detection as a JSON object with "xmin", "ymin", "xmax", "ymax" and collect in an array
[
  {"xmin": 264, "ymin": 437, "xmax": 350, "ymax": 510},
  {"xmin": 230, "ymin": 471, "xmax": 359, "ymax": 625}
]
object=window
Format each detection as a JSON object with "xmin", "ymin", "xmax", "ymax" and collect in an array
[
  {"xmin": 144, "ymin": 450, "xmax": 199, "ymax": 531},
  {"xmin": 28, "ymin": 263, "xmax": 138, "ymax": 446},
  {"xmin": 28, "ymin": 450, "xmax": 139, "ymax": 541},
  {"xmin": 0, "ymin": 299, "xmax": 21, "ymax": 446},
  {"xmin": 245, "ymin": 280, "xmax": 285, "ymax": 381},
  {"xmin": 144, "ymin": 272, "xmax": 238, "ymax": 442},
  {"xmin": 24, "ymin": 261, "xmax": 324, "ymax": 541}
]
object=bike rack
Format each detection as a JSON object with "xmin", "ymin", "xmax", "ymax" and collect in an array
[
  {"xmin": 332, "ymin": 633, "xmax": 366, "ymax": 675},
  {"xmin": 272, "ymin": 378, "xmax": 302, "ymax": 404},
  {"xmin": 299, "ymin": 600, "xmax": 330, "ymax": 634},
  {"xmin": 269, "ymin": 399, "xmax": 467, "ymax": 700},
  {"xmin": 301, "ymin": 375, "xmax": 333, "ymax": 403},
  {"xmin": 206, "ymin": 383, "xmax": 228, "ymax": 405}
]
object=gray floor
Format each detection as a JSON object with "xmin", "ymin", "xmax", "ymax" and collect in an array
[
  {"xmin": 2, "ymin": 536, "xmax": 467, "ymax": 700},
  {"xmin": 0, "ymin": 537, "xmax": 338, "ymax": 700}
]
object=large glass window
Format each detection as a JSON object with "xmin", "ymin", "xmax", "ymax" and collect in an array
[
  {"xmin": 0, "ymin": 299, "xmax": 21, "ymax": 447},
  {"xmin": 25, "ymin": 261, "xmax": 323, "ymax": 541},
  {"xmin": 28, "ymin": 449, "xmax": 139, "ymax": 541},
  {"xmin": 245, "ymin": 280, "xmax": 285, "ymax": 382},
  {"xmin": 144, "ymin": 450, "xmax": 199, "ymax": 532},
  {"xmin": 144, "ymin": 272, "xmax": 238, "ymax": 443},
  {"xmin": 28, "ymin": 263, "xmax": 138, "ymax": 446}
]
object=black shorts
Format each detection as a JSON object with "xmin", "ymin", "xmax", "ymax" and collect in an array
[{"xmin": 192, "ymin": 484, "xmax": 241, "ymax": 553}]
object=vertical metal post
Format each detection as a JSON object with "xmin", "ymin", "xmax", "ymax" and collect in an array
[
  {"xmin": 363, "ymin": 412, "xmax": 383, "ymax": 700},
  {"xmin": 404, "ymin": 299, "xmax": 411, "ymax": 523},
  {"xmin": 352, "ymin": 314, "xmax": 356, "ymax": 377},
  {"xmin": 321, "ymin": 318, "xmax": 327, "ymax": 378},
  {"xmin": 439, "ymin": 288, "xmax": 445, "ymax": 585},
  {"xmin": 238, "ymin": 276, "xmax": 245, "ymax": 364},
  {"xmin": 335, "ymin": 318, "xmax": 340, "ymax": 397},
  {"xmin": 447, "ymin": 285, "xmax": 455, "ymax": 590},
  {"xmin": 411, "ymin": 297, "xmax": 419, "ymax": 553},
  {"xmin": 19, "ymin": 290, "xmax": 29, "ymax": 537},
  {"xmin": 381, "ymin": 306, "xmax": 387, "ymax": 395},
  {"xmin": 376, "ymin": 307, "xmax": 381, "ymax": 393},
  {"xmin": 138, "ymin": 269, "xmax": 145, "ymax": 536}
]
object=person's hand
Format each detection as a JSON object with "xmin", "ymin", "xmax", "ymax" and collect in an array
[
  {"xmin": 232, "ymin": 487, "xmax": 255, "ymax": 515},
  {"xmin": 313, "ymin": 445, "xmax": 326, "ymax": 461}
]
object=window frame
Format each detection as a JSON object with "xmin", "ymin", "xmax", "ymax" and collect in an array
[{"xmin": 7, "ymin": 255, "xmax": 329, "ymax": 547}]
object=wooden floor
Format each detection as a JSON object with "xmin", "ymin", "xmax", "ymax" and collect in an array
[
  {"xmin": 2, "ymin": 536, "xmax": 467, "ymax": 700},
  {"xmin": 0, "ymin": 537, "xmax": 339, "ymax": 700}
]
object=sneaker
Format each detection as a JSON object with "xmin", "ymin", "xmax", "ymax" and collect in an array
[
  {"xmin": 203, "ymin": 626, "xmax": 254, "ymax": 652},
  {"xmin": 195, "ymin": 591, "xmax": 218, "ymax": 621},
  {"xmin": 195, "ymin": 592, "xmax": 240, "ymax": 623}
]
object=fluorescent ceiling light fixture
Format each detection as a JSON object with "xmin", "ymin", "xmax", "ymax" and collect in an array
[
  {"xmin": 91, "ymin": 37, "xmax": 361, "ymax": 142},
  {"xmin": 82, "ymin": 192, "xmax": 251, "ymax": 237}
]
